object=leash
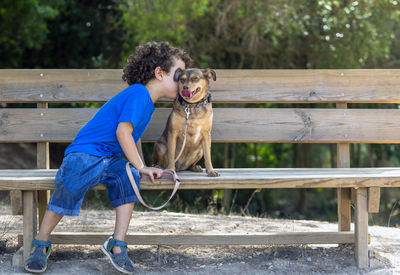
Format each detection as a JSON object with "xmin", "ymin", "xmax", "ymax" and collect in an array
[
  {"xmin": 126, "ymin": 162, "xmax": 181, "ymax": 210},
  {"xmin": 125, "ymin": 100, "xmax": 198, "ymax": 210},
  {"xmin": 125, "ymin": 106, "xmax": 189, "ymax": 210},
  {"xmin": 174, "ymin": 106, "xmax": 190, "ymax": 163}
]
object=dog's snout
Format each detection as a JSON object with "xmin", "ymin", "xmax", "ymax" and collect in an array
[{"xmin": 183, "ymin": 85, "xmax": 189, "ymax": 90}]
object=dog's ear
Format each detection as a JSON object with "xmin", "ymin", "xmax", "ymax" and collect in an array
[
  {"xmin": 174, "ymin": 68, "xmax": 184, "ymax": 82},
  {"xmin": 202, "ymin": 69, "xmax": 216, "ymax": 81}
]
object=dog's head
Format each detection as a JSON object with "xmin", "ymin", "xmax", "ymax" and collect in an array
[{"xmin": 174, "ymin": 68, "xmax": 216, "ymax": 103}]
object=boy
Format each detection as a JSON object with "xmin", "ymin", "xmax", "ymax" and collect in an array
[{"xmin": 24, "ymin": 41, "xmax": 192, "ymax": 274}]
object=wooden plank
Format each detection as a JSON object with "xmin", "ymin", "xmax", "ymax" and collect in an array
[
  {"xmin": 355, "ymin": 188, "xmax": 369, "ymax": 268},
  {"xmin": 22, "ymin": 191, "xmax": 37, "ymax": 262},
  {"xmin": 2, "ymin": 168, "xmax": 400, "ymax": 190},
  {"xmin": 36, "ymin": 142, "xmax": 50, "ymax": 169},
  {"xmin": 368, "ymin": 187, "xmax": 380, "ymax": 213},
  {"xmin": 2, "ymin": 69, "xmax": 400, "ymax": 103},
  {"xmin": 37, "ymin": 103, "xmax": 50, "ymax": 227},
  {"xmin": 337, "ymin": 103, "xmax": 351, "ymax": 232},
  {"xmin": 37, "ymin": 190, "xmax": 49, "ymax": 226},
  {"xmin": 10, "ymin": 190, "xmax": 22, "ymax": 215},
  {"xmin": 0, "ymin": 69, "xmax": 124, "ymax": 103},
  {"xmin": 18, "ymin": 233, "xmax": 373, "ymax": 246},
  {"xmin": 3, "ymin": 108, "xmax": 400, "ymax": 143},
  {"xmin": 0, "ymin": 108, "xmax": 97, "ymax": 142},
  {"xmin": 18, "ymin": 232, "xmax": 353, "ymax": 245},
  {"xmin": 338, "ymin": 188, "xmax": 351, "ymax": 231}
]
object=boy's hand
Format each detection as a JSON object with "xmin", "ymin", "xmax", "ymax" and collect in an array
[{"xmin": 139, "ymin": 166, "xmax": 163, "ymax": 183}]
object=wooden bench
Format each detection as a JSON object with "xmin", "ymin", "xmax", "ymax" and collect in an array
[{"xmin": 2, "ymin": 69, "xmax": 400, "ymax": 268}]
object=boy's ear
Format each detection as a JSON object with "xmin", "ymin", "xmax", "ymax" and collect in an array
[
  {"xmin": 174, "ymin": 68, "xmax": 184, "ymax": 82},
  {"xmin": 202, "ymin": 69, "xmax": 216, "ymax": 81},
  {"xmin": 154, "ymin": 66, "xmax": 163, "ymax": 80}
]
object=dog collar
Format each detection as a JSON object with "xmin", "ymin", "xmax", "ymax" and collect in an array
[{"xmin": 177, "ymin": 93, "xmax": 212, "ymax": 108}]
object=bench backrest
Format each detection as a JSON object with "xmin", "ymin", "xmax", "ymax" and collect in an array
[{"xmin": 1, "ymin": 69, "xmax": 400, "ymax": 144}]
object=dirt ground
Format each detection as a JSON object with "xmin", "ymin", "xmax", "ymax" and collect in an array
[{"xmin": 1, "ymin": 205, "xmax": 399, "ymax": 275}]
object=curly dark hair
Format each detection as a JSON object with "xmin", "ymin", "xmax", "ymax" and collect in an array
[{"xmin": 122, "ymin": 41, "xmax": 192, "ymax": 85}]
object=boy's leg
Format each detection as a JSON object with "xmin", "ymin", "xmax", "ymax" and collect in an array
[
  {"xmin": 25, "ymin": 210, "xmax": 62, "ymax": 255},
  {"xmin": 113, "ymin": 202, "xmax": 135, "ymax": 254},
  {"xmin": 101, "ymin": 155, "xmax": 139, "ymax": 273},
  {"xmin": 26, "ymin": 152, "xmax": 106, "ymax": 273},
  {"xmin": 35, "ymin": 210, "xmax": 63, "ymax": 252},
  {"xmin": 24, "ymin": 210, "xmax": 62, "ymax": 273},
  {"xmin": 104, "ymin": 154, "xmax": 141, "ymax": 253},
  {"xmin": 101, "ymin": 202, "xmax": 135, "ymax": 273}
]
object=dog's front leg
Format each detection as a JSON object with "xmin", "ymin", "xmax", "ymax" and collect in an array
[
  {"xmin": 202, "ymin": 131, "xmax": 219, "ymax": 177},
  {"xmin": 166, "ymin": 129, "xmax": 178, "ymax": 171}
]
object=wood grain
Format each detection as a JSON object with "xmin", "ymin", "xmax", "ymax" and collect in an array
[
  {"xmin": 2, "ymin": 108, "xmax": 400, "ymax": 143},
  {"xmin": 10, "ymin": 190, "xmax": 22, "ymax": 215},
  {"xmin": 36, "ymin": 102, "xmax": 50, "ymax": 227},
  {"xmin": 25, "ymin": 232, "xmax": 355, "ymax": 245},
  {"xmin": 2, "ymin": 168, "xmax": 400, "ymax": 190},
  {"xmin": 2, "ymin": 69, "xmax": 400, "ymax": 103},
  {"xmin": 22, "ymin": 191, "xmax": 36, "ymax": 262},
  {"xmin": 355, "ymin": 188, "xmax": 369, "ymax": 268},
  {"xmin": 337, "ymin": 103, "xmax": 351, "ymax": 232},
  {"xmin": 368, "ymin": 187, "xmax": 380, "ymax": 213}
]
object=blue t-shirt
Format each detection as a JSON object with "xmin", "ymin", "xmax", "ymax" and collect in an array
[{"xmin": 65, "ymin": 83, "xmax": 155, "ymax": 157}]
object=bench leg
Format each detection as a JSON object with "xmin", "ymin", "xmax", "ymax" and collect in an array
[
  {"xmin": 22, "ymin": 190, "xmax": 37, "ymax": 262},
  {"xmin": 338, "ymin": 188, "xmax": 351, "ymax": 232},
  {"xmin": 37, "ymin": 190, "xmax": 50, "ymax": 226},
  {"xmin": 10, "ymin": 191, "xmax": 22, "ymax": 215},
  {"xmin": 367, "ymin": 187, "xmax": 380, "ymax": 213},
  {"xmin": 354, "ymin": 188, "xmax": 369, "ymax": 268}
]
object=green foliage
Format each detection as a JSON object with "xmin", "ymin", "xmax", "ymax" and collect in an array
[
  {"xmin": 118, "ymin": 0, "xmax": 210, "ymax": 61},
  {"xmin": 119, "ymin": 0, "xmax": 209, "ymax": 43},
  {"xmin": 0, "ymin": 0, "xmax": 59, "ymax": 67},
  {"xmin": 309, "ymin": 0, "xmax": 400, "ymax": 68},
  {"xmin": 0, "ymin": 0, "xmax": 124, "ymax": 68},
  {"xmin": 117, "ymin": 0, "xmax": 400, "ymax": 69}
]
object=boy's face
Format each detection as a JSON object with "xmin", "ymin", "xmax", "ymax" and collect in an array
[{"xmin": 163, "ymin": 58, "xmax": 186, "ymax": 99}]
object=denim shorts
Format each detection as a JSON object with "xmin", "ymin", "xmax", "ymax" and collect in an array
[{"xmin": 47, "ymin": 152, "xmax": 140, "ymax": 216}]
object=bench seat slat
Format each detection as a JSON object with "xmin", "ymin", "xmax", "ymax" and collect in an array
[
  {"xmin": 2, "ymin": 108, "xmax": 400, "ymax": 143},
  {"xmin": 2, "ymin": 69, "xmax": 400, "ymax": 103},
  {"xmin": 1, "ymin": 168, "xmax": 400, "ymax": 190}
]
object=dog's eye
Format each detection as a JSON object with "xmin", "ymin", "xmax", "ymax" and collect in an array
[
  {"xmin": 191, "ymin": 77, "xmax": 199, "ymax": 82},
  {"xmin": 180, "ymin": 79, "xmax": 186, "ymax": 84}
]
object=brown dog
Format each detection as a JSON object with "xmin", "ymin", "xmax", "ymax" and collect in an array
[{"xmin": 152, "ymin": 68, "xmax": 219, "ymax": 177}]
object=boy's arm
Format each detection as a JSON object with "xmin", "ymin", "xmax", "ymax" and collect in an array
[
  {"xmin": 116, "ymin": 122, "xmax": 144, "ymax": 169},
  {"xmin": 116, "ymin": 122, "xmax": 162, "ymax": 182},
  {"xmin": 136, "ymin": 138, "xmax": 146, "ymax": 166}
]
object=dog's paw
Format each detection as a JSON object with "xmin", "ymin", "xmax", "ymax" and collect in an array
[
  {"xmin": 189, "ymin": 165, "xmax": 203, "ymax": 172},
  {"xmin": 207, "ymin": 170, "xmax": 220, "ymax": 177}
]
